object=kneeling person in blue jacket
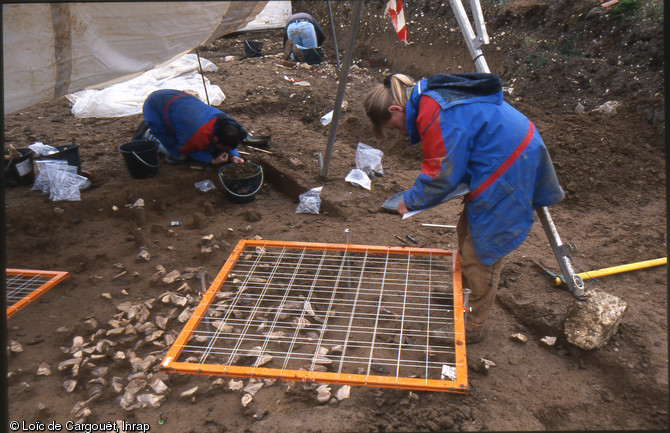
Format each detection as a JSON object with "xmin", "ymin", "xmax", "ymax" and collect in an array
[
  {"xmin": 365, "ymin": 73, "xmax": 565, "ymax": 344},
  {"xmin": 142, "ymin": 89, "xmax": 247, "ymax": 165}
]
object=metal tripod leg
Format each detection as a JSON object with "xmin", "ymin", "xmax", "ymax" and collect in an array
[{"xmin": 536, "ymin": 207, "xmax": 585, "ymax": 299}]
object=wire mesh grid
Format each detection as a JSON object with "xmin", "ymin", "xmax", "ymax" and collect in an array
[
  {"xmin": 6, "ymin": 268, "xmax": 69, "ymax": 317},
  {"xmin": 162, "ymin": 240, "xmax": 468, "ymax": 393}
]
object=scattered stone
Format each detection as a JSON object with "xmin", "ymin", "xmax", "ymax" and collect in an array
[
  {"xmin": 9, "ymin": 340, "xmax": 23, "ymax": 353},
  {"xmin": 228, "ymin": 379, "xmax": 244, "ymax": 391},
  {"xmin": 101, "ymin": 292, "xmax": 112, "ymax": 300},
  {"xmin": 312, "ymin": 354, "xmax": 332, "ymax": 365},
  {"xmin": 541, "ymin": 336, "xmax": 557, "ymax": 346},
  {"xmin": 253, "ymin": 409, "xmax": 269, "ymax": 421},
  {"xmin": 511, "ymin": 333, "xmax": 528, "ymax": 343},
  {"xmin": 150, "ymin": 378, "xmax": 169, "ymax": 394},
  {"xmin": 209, "ymin": 378, "xmax": 226, "ymax": 391},
  {"xmin": 155, "ymin": 315, "xmax": 168, "ymax": 330},
  {"xmin": 243, "ymin": 381, "xmax": 263, "ymax": 396},
  {"xmin": 469, "ymin": 358, "xmax": 496, "ymax": 375},
  {"xmin": 316, "ymin": 384, "xmax": 331, "ymax": 403},
  {"xmin": 177, "ymin": 308, "xmax": 191, "ymax": 323},
  {"xmin": 136, "ymin": 247, "xmax": 151, "ymax": 262},
  {"xmin": 91, "ymin": 366, "xmax": 108, "ymax": 378},
  {"xmin": 180, "ymin": 386, "xmax": 198, "ymax": 398},
  {"xmin": 36, "ymin": 363, "xmax": 51, "ymax": 376},
  {"xmin": 136, "ymin": 393, "xmax": 164, "ymax": 408},
  {"xmin": 111, "ymin": 377, "xmax": 124, "ymax": 394},
  {"xmin": 241, "ymin": 393, "xmax": 253, "ymax": 407},
  {"xmin": 162, "ymin": 270, "xmax": 181, "ymax": 284},
  {"xmin": 334, "ymin": 385, "xmax": 351, "ymax": 401}
]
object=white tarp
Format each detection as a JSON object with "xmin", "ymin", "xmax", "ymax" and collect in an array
[
  {"xmin": 65, "ymin": 54, "xmax": 226, "ymax": 118},
  {"xmin": 3, "ymin": 1, "xmax": 274, "ymax": 115},
  {"xmin": 240, "ymin": 1, "xmax": 291, "ymax": 32}
]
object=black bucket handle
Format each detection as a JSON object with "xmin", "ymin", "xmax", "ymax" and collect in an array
[{"xmin": 218, "ymin": 166, "xmax": 264, "ymax": 198}]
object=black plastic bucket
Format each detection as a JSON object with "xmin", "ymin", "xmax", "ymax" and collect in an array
[
  {"xmin": 4, "ymin": 148, "xmax": 35, "ymax": 187},
  {"xmin": 38, "ymin": 143, "xmax": 82, "ymax": 174},
  {"xmin": 243, "ymin": 40, "xmax": 263, "ymax": 57},
  {"xmin": 217, "ymin": 162, "xmax": 263, "ymax": 204},
  {"xmin": 118, "ymin": 140, "xmax": 159, "ymax": 179},
  {"xmin": 301, "ymin": 47, "xmax": 323, "ymax": 65}
]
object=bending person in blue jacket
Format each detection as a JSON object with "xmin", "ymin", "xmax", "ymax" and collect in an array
[
  {"xmin": 365, "ymin": 73, "xmax": 564, "ymax": 344},
  {"xmin": 141, "ymin": 89, "xmax": 247, "ymax": 165}
]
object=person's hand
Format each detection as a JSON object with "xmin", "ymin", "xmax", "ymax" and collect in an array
[
  {"xmin": 231, "ymin": 156, "xmax": 244, "ymax": 164},
  {"xmin": 397, "ymin": 201, "xmax": 408, "ymax": 215},
  {"xmin": 211, "ymin": 153, "xmax": 229, "ymax": 165}
]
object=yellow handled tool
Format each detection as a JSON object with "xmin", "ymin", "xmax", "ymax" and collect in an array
[{"xmin": 553, "ymin": 257, "xmax": 667, "ymax": 286}]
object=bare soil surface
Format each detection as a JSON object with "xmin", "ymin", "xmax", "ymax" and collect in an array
[{"xmin": 4, "ymin": 1, "xmax": 667, "ymax": 431}]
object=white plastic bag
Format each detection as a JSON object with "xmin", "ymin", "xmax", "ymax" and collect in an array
[
  {"xmin": 295, "ymin": 186, "xmax": 323, "ymax": 214},
  {"xmin": 48, "ymin": 168, "xmax": 87, "ymax": 201},
  {"xmin": 345, "ymin": 169, "xmax": 371, "ymax": 190},
  {"xmin": 195, "ymin": 179, "xmax": 216, "ymax": 192},
  {"xmin": 355, "ymin": 142, "xmax": 383, "ymax": 177},
  {"xmin": 28, "ymin": 142, "xmax": 58, "ymax": 156},
  {"xmin": 32, "ymin": 160, "xmax": 69, "ymax": 193}
]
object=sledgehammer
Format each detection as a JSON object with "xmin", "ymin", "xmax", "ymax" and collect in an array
[{"xmin": 552, "ymin": 257, "xmax": 667, "ymax": 287}]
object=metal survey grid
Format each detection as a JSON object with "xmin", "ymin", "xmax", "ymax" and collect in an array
[
  {"xmin": 162, "ymin": 240, "xmax": 468, "ymax": 393},
  {"xmin": 6, "ymin": 268, "xmax": 69, "ymax": 317}
]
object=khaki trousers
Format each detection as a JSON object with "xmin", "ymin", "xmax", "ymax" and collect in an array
[{"xmin": 457, "ymin": 211, "xmax": 503, "ymax": 332}]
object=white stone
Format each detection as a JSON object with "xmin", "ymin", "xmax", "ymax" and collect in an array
[{"xmin": 564, "ymin": 289, "xmax": 627, "ymax": 350}]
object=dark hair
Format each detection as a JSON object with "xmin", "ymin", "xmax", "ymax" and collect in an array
[{"xmin": 215, "ymin": 122, "xmax": 243, "ymax": 149}]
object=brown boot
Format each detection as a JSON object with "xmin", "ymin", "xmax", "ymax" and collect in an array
[
  {"xmin": 283, "ymin": 40, "xmax": 297, "ymax": 60},
  {"xmin": 292, "ymin": 43, "xmax": 304, "ymax": 62},
  {"xmin": 465, "ymin": 328, "xmax": 487, "ymax": 345}
]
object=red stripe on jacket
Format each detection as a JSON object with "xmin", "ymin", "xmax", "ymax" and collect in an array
[
  {"xmin": 163, "ymin": 94, "xmax": 187, "ymax": 133},
  {"xmin": 465, "ymin": 121, "xmax": 535, "ymax": 202},
  {"xmin": 417, "ymin": 96, "xmax": 446, "ymax": 178},
  {"xmin": 179, "ymin": 118, "xmax": 217, "ymax": 154}
]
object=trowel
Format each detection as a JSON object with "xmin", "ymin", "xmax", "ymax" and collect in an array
[{"xmin": 381, "ymin": 183, "xmax": 470, "ymax": 216}]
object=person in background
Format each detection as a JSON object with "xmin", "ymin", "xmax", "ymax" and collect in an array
[
  {"xmin": 283, "ymin": 12, "xmax": 325, "ymax": 63},
  {"xmin": 140, "ymin": 89, "xmax": 247, "ymax": 165},
  {"xmin": 364, "ymin": 73, "xmax": 564, "ymax": 344}
]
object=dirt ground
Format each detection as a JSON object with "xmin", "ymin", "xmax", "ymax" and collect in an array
[{"xmin": 4, "ymin": 0, "xmax": 667, "ymax": 431}]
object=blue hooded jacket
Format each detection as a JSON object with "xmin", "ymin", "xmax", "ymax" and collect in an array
[
  {"xmin": 142, "ymin": 89, "xmax": 245, "ymax": 164},
  {"xmin": 403, "ymin": 73, "xmax": 564, "ymax": 265}
]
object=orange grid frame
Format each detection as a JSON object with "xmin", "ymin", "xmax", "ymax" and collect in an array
[
  {"xmin": 6, "ymin": 268, "xmax": 69, "ymax": 318},
  {"xmin": 162, "ymin": 240, "xmax": 468, "ymax": 393}
]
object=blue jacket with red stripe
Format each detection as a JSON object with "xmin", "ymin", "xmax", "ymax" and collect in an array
[
  {"xmin": 403, "ymin": 73, "xmax": 564, "ymax": 265},
  {"xmin": 142, "ymin": 89, "xmax": 245, "ymax": 164}
]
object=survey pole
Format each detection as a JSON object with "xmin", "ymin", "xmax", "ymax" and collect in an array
[
  {"xmin": 327, "ymin": 0, "xmax": 341, "ymax": 70},
  {"xmin": 320, "ymin": 0, "xmax": 362, "ymax": 179}
]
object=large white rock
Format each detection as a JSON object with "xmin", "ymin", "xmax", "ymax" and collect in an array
[{"xmin": 564, "ymin": 289, "xmax": 627, "ymax": 350}]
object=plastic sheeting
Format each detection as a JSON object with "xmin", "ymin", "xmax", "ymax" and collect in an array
[
  {"xmin": 65, "ymin": 54, "xmax": 225, "ymax": 118},
  {"xmin": 2, "ymin": 1, "xmax": 288, "ymax": 115}
]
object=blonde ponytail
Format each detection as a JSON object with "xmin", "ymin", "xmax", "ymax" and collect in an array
[{"xmin": 364, "ymin": 74, "xmax": 416, "ymax": 139}]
